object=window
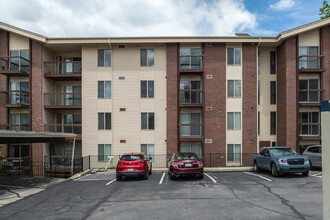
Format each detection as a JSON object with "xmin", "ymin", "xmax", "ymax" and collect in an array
[
  {"xmin": 9, "ymin": 81, "xmax": 29, "ymax": 104},
  {"xmin": 141, "ymin": 49, "xmax": 154, "ymax": 66},
  {"xmin": 98, "ymin": 113, "xmax": 111, "ymax": 130},
  {"xmin": 299, "ymin": 46, "xmax": 318, "ymax": 69},
  {"xmin": 272, "ymin": 142, "xmax": 276, "ymax": 147},
  {"xmin": 180, "ymin": 48, "xmax": 202, "ymax": 69},
  {"xmin": 270, "ymin": 51, "xmax": 276, "ymax": 74},
  {"xmin": 180, "ymin": 81, "xmax": 202, "ymax": 104},
  {"xmin": 227, "ymin": 112, "xmax": 241, "ymax": 130},
  {"xmin": 258, "ymin": 80, "xmax": 260, "ymax": 105},
  {"xmin": 141, "ymin": 81, "xmax": 154, "ymax": 98},
  {"xmin": 258, "ymin": 51, "xmax": 260, "ymax": 75},
  {"xmin": 98, "ymin": 49, "xmax": 111, "ymax": 67},
  {"xmin": 180, "ymin": 142, "xmax": 201, "ymax": 157},
  {"xmin": 299, "ymin": 79, "xmax": 319, "ymax": 102},
  {"xmin": 55, "ymin": 113, "xmax": 81, "ymax": 134},
  {"xmin": 270, "ymin": 112, "xmax": 276, "ymax": 135},
  {"xmin": 270, "ymin": 81, "xmax": 276, "ymax": 104},
  {"xmin": 10, "ymin": 50, "xmax": 29, "ymax": 72},
  {"xmin": 227, "ymin": 144, "xmax": 241, "ymax": 162},
  {"xmin": 98, "ymin": 144, "xmax": 111, "ymax": 161},
  {"xmin": 141, "ymin": 112, "xmax": 154, "ymax": 130},
  {"xmin": 55, "ymin": 85, "xmax": 81, "ymax": 106},
  {"xmin": 52, "ymin": 142, "xmax": 82, "ymax": 156},
  {"xmin": 227, "ymin": 48, "xmax": 241, "ymax": 65},
  {"xmin": 227, "ymin": 80, "xmax": 241, "ymax": 98},
  {"xmin": 141, "ymin": 144, "xmax": 155, "ymax": 161},
  {"xmin": 9, "ymin": 144, "xmax": 29, "ymax": 158},
  {"xmin": 98, "ymin": 81, "xmax": 111, "ymax": 98},
  {"xmin": 180, "ymin": 113, "xmax": 201, "ymax": 136},
  {"xmin": 299, "ymin": 112, "xmax": 319, "ymax": 135},
  {"xmin": 258, "ymin": 112, "xmax": 260, "ymax": 135},
  {"xmin": 9, "ymin": 113, "xmax": 29, "ymax": 131}
]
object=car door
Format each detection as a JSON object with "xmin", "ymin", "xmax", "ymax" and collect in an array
[
  {"xmin": 263, "ymin": 149, "xmax": 271, "ymax": 170},
  {"xmin": 315, "ymin": 146, "xmax": 322, "ymax": 167}
]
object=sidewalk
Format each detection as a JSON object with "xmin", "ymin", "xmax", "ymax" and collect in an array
[{"xmin": 0, "ymin": 175, "xmax": 65, "ymax": 207}]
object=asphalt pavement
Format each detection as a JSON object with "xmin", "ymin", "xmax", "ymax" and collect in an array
[{"xmin": 0, "ymin": 170, "xmax": 323, "ymax": 220}]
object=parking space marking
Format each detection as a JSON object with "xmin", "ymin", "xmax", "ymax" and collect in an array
[
  {"xmin": 310, "ymin": 171, "xmax": 322, "ymax": 178},
  {"xmin": 159, "ymin": 173, "xmax": 166, "ymax": 184},
  {"xmin": 204, "ymin": 173, "xmax": 217, "ymax": 183},
  {"xmin": 243, "ymin": 172, "xmax": 272, "ymax": 182},
  {"xmin": 73, "ymin": 174, "xmax": 91, "ymax": 181},
  {"xmin": 105, "ymin": 179, "xmax": 116, "ymax": 186}
]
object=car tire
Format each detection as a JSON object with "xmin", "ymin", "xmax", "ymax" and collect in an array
[
  {"xmin": 144, "ymin": 169, "xmax": 149, "ymax": 180},
  {"xmin": 170, "ymin": 174, "xmax": 175, "ymax": 180},
  {"xmin": 116, "ymin": 175, "xmax": 122, "ymax": 181},
  {"xmin": 271, "ymin": 163, "xmax": 279, "ymax": 177},
  {"xmin": 198, "ymin": 174, "xmax": 204, "ymax": 179},
  {"xmin": 302, "ymin": 170, "xmax": 309, "ymax": 177},
  {"xmin": 253, "ymin": 161, "xmax": 260, "ymax": 173}
]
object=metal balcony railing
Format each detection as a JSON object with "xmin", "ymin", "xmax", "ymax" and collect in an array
[
  {"xmin": 1, "ymin": 90, "xmax": 29, "ymax": 105},
  {"xmin": 179, "ymin": 90, "xmax": 204, "ymax": 104},
  {"xmin": 44, "ymin": 61, "xmax": 82, "ymax": 75},
  {"xmin": 299, "ymin": 123, "xmax": 320, "ymax": 136},
  {"xmin": 44, "ymin": 93, "xmax": 82, "ymax": 106},
  {"xmin": 299, "ymin": 55, "xmax": 324, "ymax": 70},
  {"xmin": 179, "ymin": 124, "xmax": 204, "ymax": 137},
  {"xmin": 0, "ymin": 124, "xmax": 30, "ymax": 131},
  {"xmin": 0, "ymin": 56, "xmax": 30, "ymax": 73},
  {"xmin": 299, "ymin": 89, "xmax": 323, "ymax": 103},
  {"xmin": 180, "ymin": 55, "xmax": 204, "ymax": 70},
  {"xmin": 44, "ymin": 124, "xmax": 82, "ymax": 135}
]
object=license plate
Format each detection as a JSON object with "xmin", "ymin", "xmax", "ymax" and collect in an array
[
  {"xmin": 127, "ymin": 168, "xmax": 134, "ymax": 171},
  {"xmin": 185, "ymin": 163, "xmax": 192, "ymax": 167}
]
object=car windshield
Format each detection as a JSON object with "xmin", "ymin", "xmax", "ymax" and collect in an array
[
  {"xmin": 269, "ymin": 148, "xmax": 297, "ymax": 156},
  {"xmin": 175, "ymin": 153, "xmax": 198, "ymax": 160},
  {"xmin": 121, "ymin": 155, "xmax": 144, "ymax": 161}
]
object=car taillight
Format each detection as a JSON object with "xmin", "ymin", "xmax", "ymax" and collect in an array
[
  {"xmin": 172, "ymin": 162, "xmax": 183, "ymax": 167},
  {"xmin": 198, "ymin": 162, "xmax": 203, "ymax": 167}
]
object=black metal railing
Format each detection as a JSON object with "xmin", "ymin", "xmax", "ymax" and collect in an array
[
  {"xmin": 1, "ymin": 90, "xmax": 30, "ymax": 105},
  {"xmin": 0, "ymin": 56, "xmax": 30, "ymax": 73},
  {"xmin": 180, "ymin": 55, "xmax": 204, "ymax": 70},
  {"xmin": 299, "ymin": 55, "xmax": 324, "ymax": 70},
  {"xmin": 0, "ymin": 124, "xmax": 30, "ymax": 131},
  {"xmin": 44, "ymin": 124, "xmax": 82, "ymax": 135},
  {"xmin": 299, "ymin": 89, "xmax": 323, "ymax": 103},
  {"xmin": 179, "ymin": 124, "xmax": 204, "ymax": 137},
  {"xmin": 299, "ymin": 123, "xmax": 320, "ymax": 135},
  {"xmin": 44, "ymin": 61, "xmax": 82, "ymax": 75},
  {"xmin": 179, "ymin": 90, "xmax": 204, "ymax": 104},
  {"xmin": 44, "ymin": 93, "xmax": 82, "ymax": 106}
]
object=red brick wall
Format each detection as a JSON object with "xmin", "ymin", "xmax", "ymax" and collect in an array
[
  {"xmin": 166, "ymin": 43, "xmax": 179, "ymax": 155},
  {"xmin": 242, "ymin": 43, "xmax": 258, "ymax": 165},
  {"xmin": 204, "ymin": 43, "xmax": 226, "ymax": 166},
  {"xmin": 276, "ymin": 37, "xmax": 298, "ymax": 150},
  {"xmin": 0, "ymin": 29, "xmax": 9, "ymax": 156},
  {"xmin": 321, "ymin": 25, "xmax": 330, "ymax": 100},
  {"xmin": 30, "ymin": 40, "xmax": 44, "ymax": 163}
]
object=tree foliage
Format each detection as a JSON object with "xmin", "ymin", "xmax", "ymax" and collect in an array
[{"xmin": 320, "ymin": 0, "xmax": 330, "ymax": 19}]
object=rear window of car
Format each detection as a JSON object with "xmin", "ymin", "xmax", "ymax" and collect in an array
[
  {"xmin": 175, "ymin": 153, "xmax": 198, "ymax": 160},
  {"xmin": 269, "ymin": 148, "xmax": 297, "ymax": 156},
  {"xmin": 121, "ymin": 155, "xmax": 144, "ymax": 161}
]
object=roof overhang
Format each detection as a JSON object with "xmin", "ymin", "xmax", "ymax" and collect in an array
[
  {"xmin": 0, "ymin": 130, "xmax": 76, "ymax": 144},
  {"xmin": 0, "ymin": 22, "xmax": 46, "ymax": 43}
]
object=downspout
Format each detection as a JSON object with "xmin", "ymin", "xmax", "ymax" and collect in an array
[
  {"xmin": 256, "ymin": 37, "xmax": 261, "ymax": 153},
  {"xmin": 71, "ymin": 135, "xmax": 77, "ymax": 175}
]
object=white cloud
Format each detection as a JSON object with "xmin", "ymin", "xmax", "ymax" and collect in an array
[
  {"xmin": 0, "ymin": 0, "xmax": 257, "ymax": 37},
  {"xmin": 270, "ymin": 0, "xmax": 295, "ymax": 11}
]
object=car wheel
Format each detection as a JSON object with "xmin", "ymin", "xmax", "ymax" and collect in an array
[
  {"xmin": 198, "ymin": 174, "xmax": 204, "ymax": 179},
  {"xmin": 302, "ymin": 170, "xmax": 309, "ymax": 177},
  {"xmin": 116, "ymin": 175, "xmax": 122, "ymax": 181},
  {"xmin": 253, "ymin": 161, "xmax": 260, "ymax": 173},
  {"xmin": 144, "ymin": 169, "xmax": 149, "ymax": 180},
  {"xmin": 271, "ymin": 164, "xmax": 279, "ymax": 177},
  {"xmin": 170, "ymin": 173, "xmax": 175, "ymax": 180}
]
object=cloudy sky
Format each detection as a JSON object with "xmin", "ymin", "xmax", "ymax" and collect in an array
[{"xmin": 0, "ymin": 0, "xmax": 323, "ymax": 37}]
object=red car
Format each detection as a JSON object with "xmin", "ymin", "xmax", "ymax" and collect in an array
[
  {"xmin": 116, "ymin": 152, "xmax": 152, "ymax": 181},
  {"xmin": 168, "ymin": 152, "xmax": 203, "ymax": 179}
]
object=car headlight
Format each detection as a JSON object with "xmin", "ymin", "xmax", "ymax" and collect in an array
[
  {"xmin": 304, "ymin": 157, "xmax": 309, "ymax": 163},
  {"xmin": 278, "ymin": 159, "xmax": 287, "ymax": 164}
]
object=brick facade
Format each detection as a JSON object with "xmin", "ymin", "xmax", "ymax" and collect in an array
[
  {"xmin": 276, "ymin": 37, "xmax": 298, "ymax": 150},
  {"xmin": 242, "ymin": 43, "xmax": 258, "ymax": 165},
  {"xmin": 204, "ymin": 43, "xmax": 226, "ymax": 166},
  {"xmin": 166, "ymin": 43, "xmax": 179, "ymax": 155}
]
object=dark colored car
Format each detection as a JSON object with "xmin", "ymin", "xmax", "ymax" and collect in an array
[
  {"xmin": 116, "ymin": 152, "xmax": 152, "ymax": 181},
  {"xmin": 167, "ymin": 152, "xmax": 203, "ymax": 179}
]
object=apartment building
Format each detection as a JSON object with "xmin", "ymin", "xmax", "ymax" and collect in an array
[{"xmin": 0, "ymin": 18, "xmax": 329, "ymax": 172}]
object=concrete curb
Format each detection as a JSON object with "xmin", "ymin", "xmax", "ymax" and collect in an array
[{"xmin": 69, "ymin": 169, "xmax": 92, "ymax": 180}]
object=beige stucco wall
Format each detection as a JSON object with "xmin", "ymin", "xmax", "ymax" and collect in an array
[
  {"xmin": 321, "ymin": 111, "xmax": 330, "ymax": 219},
  {"xmin": 257, "ymin": 47, "xmax": 277, "ymax": 149},
  {"xmin": 9, "ymin": 33, "xmax": 29, "ymax": 50},
  {"xmin": 299, "ymin": 29, "xmax": 319, "ymax": 47},
  {"xmin": 82, "ymin": 44, "xmax": 167, "ymax": 157}
]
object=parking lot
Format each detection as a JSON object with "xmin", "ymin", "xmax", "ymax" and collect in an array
[{"xmin": 0, "ymin": 170, "xmax": 322, "ymax": 220}]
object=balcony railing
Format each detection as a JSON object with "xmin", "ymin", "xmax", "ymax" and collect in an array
[
  {"xmin": 0, "ymin": 56, "xmax": 30, "ymax": 76},
  {"xmin": 44, "ymin": 61, "xmax": 82, "ymax": 75},
  {"xmin": 180, "ymin": 55, "xmax": 204, "ymax": 70},
  {"xmin": 44, "ymin": 93, "xmax": 82, "ymax": 107},
  {"xmin": 299, "ymin": 55, "xmax": 324, "ymax": 71},
  {"xmin": 179, "ymin": 90, "xmax": 204, "ymax": 104},
  {"xmin": 299, "ymin": 89, "xmax": 323, "ymax": 103},
  {"xmin": 299, "ymin": 123, "xmax": 320, "ymax": 136},
  {"xmin": 0, "ymin": 124, "xmax": 30, "ymax": 131},
  {"xmin": 1, "ymin": 90, "xmax": 29, "ymax": 106},
  {"xmin": 44, "ymin": 124, "xmax": 82, "ymax": 135},
  {"xmin": 179, "ymin": 124, "xmax": 204, "ymax": 137}
]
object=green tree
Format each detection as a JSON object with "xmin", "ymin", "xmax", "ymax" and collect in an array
[{"xmin": 320, "ymin": 0, "xmax": 330, "ymax": 19}]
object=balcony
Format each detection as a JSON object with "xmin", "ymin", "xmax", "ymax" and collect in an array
[
  {"xmin": 0, "ymin": 56, "xmax": 30, "ymax": 76},
  {"xmin": 299, "ymin": 89, "xmax": 323, "ymax": 106},
  {"xmin": 44, "ymin": 61, "xmax": 82, "ymax": 81},
  {"xmin": 299, "ymin": 55, "xmax": 325, "ymax": 73},
  {"xmin": 44, "ymin": 124, "xmax": 82, "ymax": 140},
  {"xmin": 44, "ymin": 93, "xmax": 82, "ymax": 109},
  {"xmin": 179, "ymin": 90, "xmax": 204, "ymax": 107},
  {"xmin": 179, "ymin": 124, "xmax": 204, "ymax": 141},
  {"xmin": 299, "ymin": 123, "xmax": 321, "ymax": 140},
  {"xmin": 0, "ymin": 90, "xmax": 29, "ymax": 108},
  {"xmin": 0, "ymin": 124, "xmax": 30, "ymax": 131},
  {"xmin": 180, "ymin": 55, "xmax": 204, "ymax": 74}
]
